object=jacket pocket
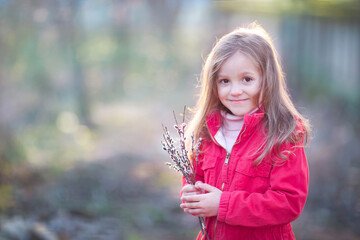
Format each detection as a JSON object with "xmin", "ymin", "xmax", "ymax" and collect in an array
[
  {"xmin": 233, "ymin": 158, "xmax": 272, "ymax": 192},
  {"xmin": 235, "ymin": 160, "xmax": 271, "ymax": 178},
  {"xmin": 201, "ymin": 154, "xmax": 217, "ymax": 186}
]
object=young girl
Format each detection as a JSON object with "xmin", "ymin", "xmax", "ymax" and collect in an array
[{"xmin": 180, "ymin": 23, "xmax": 310, "ymax": 240}]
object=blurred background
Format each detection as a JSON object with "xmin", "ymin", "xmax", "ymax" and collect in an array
[{"xmin": 0, "ymin": 0, "xmax": 359, "ymax": 239}]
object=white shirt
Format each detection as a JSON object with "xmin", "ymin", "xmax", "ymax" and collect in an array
[{"xmin": 215, "ymin": 107, "xmax": 259, "ymax": 153}]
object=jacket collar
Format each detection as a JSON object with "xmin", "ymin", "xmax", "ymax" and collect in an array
[{"xmin": 206, "ymin": 108, "xmax": 264, "ymax": 139}]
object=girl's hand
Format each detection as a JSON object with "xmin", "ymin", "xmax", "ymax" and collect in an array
[
  {"xmin": 180, "ymin": 182, "xmax": 222, "ymax": 218},
  {"xmin": 181, "ymin": 181, "xmax": 205, "ymax": 197}
]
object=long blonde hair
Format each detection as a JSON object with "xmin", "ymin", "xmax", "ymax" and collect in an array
[{"xmin": 186, "ymin": 23, "xmax": 311, "ymax": 165}]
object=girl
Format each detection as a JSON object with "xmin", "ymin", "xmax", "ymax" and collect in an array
[{"xmin": 180, "ymin": 23, "xmax": 310, "ymax": 240}]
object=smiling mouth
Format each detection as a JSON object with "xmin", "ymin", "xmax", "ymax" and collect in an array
[{"xmin": 229, "ymin": 99, "xmax": 248, "ymax": 102}]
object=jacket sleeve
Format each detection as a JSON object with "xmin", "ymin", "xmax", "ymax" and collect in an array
[{"xmin": 217, "ymin": 143, "xmax": 309, "ymax": 227}]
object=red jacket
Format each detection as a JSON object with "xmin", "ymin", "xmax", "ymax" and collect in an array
[{"xmin": 184, "ymin": 110, "xmax": 309, "ymax": 240}]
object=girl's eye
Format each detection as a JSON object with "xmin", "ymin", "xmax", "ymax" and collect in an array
[
  {"xmin": 219, "ymin": 79, "xmax": 230, "ymax": 84},
  {"xmin": 243, "ymin": 77, "xmax": 252, "ymax": 83}
]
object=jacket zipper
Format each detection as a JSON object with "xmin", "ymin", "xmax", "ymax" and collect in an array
[
  {"xmin": 206, "ymin": 123, "xmax": 247, "ymax": 239},
  {"xmin": 224, "ymin": 152, "xmax": 231, "ymax": 164}
]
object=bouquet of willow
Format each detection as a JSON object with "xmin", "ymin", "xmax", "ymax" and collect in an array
[{"xmin": 161, "ymin": 107, "xmax": 210, "ymax": 240}]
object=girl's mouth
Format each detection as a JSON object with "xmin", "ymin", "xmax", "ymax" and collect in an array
[{"xmin": 229, "ymin": 99, "xmax": 248, "ymax": 103}]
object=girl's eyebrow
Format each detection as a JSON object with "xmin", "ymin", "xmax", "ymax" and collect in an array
[
  {"xmin": 218, "ymin": 71, "xmax": 256, "ymax": 78},
  {"xmin": 241, "ymin": 71, "xmax": 256, "ymax": 76}
]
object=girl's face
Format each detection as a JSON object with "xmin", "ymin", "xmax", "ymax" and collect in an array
[{"xmin": 217, "ymin": 51, "xmax": 261, "ymax": 116}]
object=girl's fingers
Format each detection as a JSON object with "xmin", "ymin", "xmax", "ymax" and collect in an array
[
  {"xmin": 195, "ymin": 181, "xmax": 203, "ymax": 187},
  {"xmin": 194, "ymin": 181, "xmax": 204, "ymax": 191},
  {"xmin": 182, "ymin": 191, "xmax": 197, "ymax": 196},
  {"xmin": 181, "ymin": 183, "xmax": 205, "ymax": 198},
  {"xmin": 181, "ymin": 194, "xmax": 202, "ymax": 203},
  {"xmin": 184, "ymin": 208, "xmax": 203, "ymax": 216},
  {"xmin": 180, "ymin": 202, "xmax": 201, "ymax": 209},
  {"xmin": 182, "ymin": 184, "xmax": 199, "ymax": 194},
  {"xmin": 183, "ymin": 189, "xmax": 204, "ymax": 197}
]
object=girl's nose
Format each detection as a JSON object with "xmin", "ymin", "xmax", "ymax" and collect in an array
[{"xmin": 230, "ymin": 83, "xmax": 243, "ymax": 96}]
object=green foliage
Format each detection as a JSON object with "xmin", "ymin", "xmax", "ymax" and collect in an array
[
  {"xmin": 0, "ymin": 185, "xmax": 14, "ymax": 214},
  {"xmin": 126, "ymin": 233, "xmax": 143, "ymax": 240}
]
